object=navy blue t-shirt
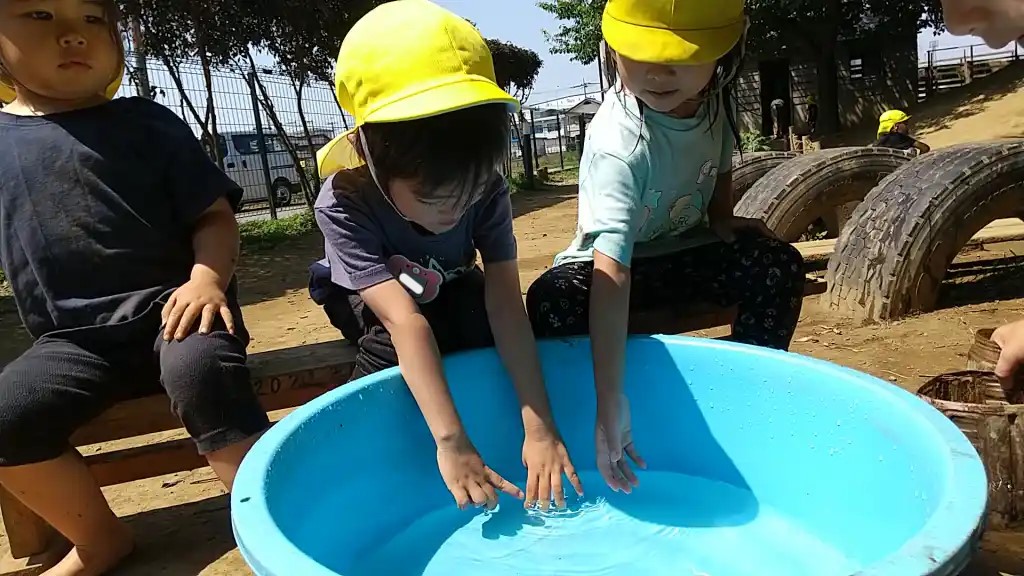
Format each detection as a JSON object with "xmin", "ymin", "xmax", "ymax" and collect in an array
[{"xmin": 0, "ymin": 97, "xmax": 242, "ymax": 340}]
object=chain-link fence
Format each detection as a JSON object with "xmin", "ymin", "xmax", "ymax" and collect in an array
[
  {"xmin": 119, "ymin": 51, "xmax": 348, "ymax": 223},
  {"xmin": 40, "ymin": 52, "xmax": 605, "ymax": 221},
  {"xmin": 507, "ymin": 93, "xmax": 601, "ymax": 183}
]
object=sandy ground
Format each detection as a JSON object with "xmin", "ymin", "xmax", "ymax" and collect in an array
[{"xmin": 2, "ymin": 186, "xmax": 1024, "ymax": 574}]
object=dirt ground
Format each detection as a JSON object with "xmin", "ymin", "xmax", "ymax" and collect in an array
[{"xmin": 2, "ymin": 185, "xmax": 1024, "ymax": 574}]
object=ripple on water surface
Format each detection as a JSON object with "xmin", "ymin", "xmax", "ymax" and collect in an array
[{"xmin": 336, "ymin": 471, "xmax": 859, "ymax": 576}]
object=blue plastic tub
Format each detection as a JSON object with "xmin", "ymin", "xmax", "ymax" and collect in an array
[{"xmin": 231, "ymin": 335, "xmax": 987, "ymax": 576}]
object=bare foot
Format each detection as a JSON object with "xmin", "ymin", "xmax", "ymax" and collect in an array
[{"xmin": 42, "ymin": 522, "xmax": 134, "ymax": 576}]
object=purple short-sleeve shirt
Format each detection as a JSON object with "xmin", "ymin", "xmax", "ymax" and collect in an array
[{"xmin": 311, "ymin": 168, "xmax": 517, "ymax": 304}]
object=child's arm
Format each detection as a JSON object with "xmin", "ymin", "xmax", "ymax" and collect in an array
[
  {"xmin": 590, "ymin": 249, "xmax": 634, "ymax": 491},
  {"xmin": 484, "ymin": 260, "xmax": 556, "ymax": 432},
  {"xmin": 913, "ymin": 139, "xmax": 931, "ymax": 154},
  {"xmin": 359, "ymin": 280, "xmax": 465, "ymax": 446},
  {"xmin": 484, "ymin": 260, "xmax": 583, "ymax": 507},
  {"xmin": 162, "ymin": 197, "xmax": 239, "ymax": 340},
  {"xmin": 577, "ymin": 151, "xmax": 644, "ymax": 493},
  {"xmin": 316, "ymin": 191, "xmax": 521, "ymax": 510},
  {"xmin": 474, "ymin": 179, "xmax": 582, "ymax": 506},
  {"xmin": 360, "ymin": 278, "xmax": 523, "ymax": 508}
]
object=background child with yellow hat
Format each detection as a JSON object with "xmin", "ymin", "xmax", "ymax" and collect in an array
[
  {"xmin": 0, "ymin": 1, "xmax": 270, "ymax": 573},
  {"xmin": 527, "ymin": 0, "xmax": 807, "ymax": 494},
  {"xmin": 308, "ymin": 0, "xmax": 582, "ymax": 512},
  {"xmin": 872, "ymin": 109, "xmax": 931, "ymax": 154}
]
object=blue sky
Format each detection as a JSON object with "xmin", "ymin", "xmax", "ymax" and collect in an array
[{"xmin": 435, "ymin": 0, "xmax": 1010, "ymax": 105}]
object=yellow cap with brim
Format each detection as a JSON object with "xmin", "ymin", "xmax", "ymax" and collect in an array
[
  {"xmin": 878, "ymin": 109, "xmax": 911, "ymax": 136},
  {"xmin": 602, "ymin": 0, "xmax": 745, "ymax": 65},
  {"xmin": 0, "ymin": 66, "xmax": 124, "ymax": 105},
  {"xmin": 317, "ymin": 0, "xmax": 519, "ymax": 176}
]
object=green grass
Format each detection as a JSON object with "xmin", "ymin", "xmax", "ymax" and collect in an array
[{"xmin": 239, "ymin": 209, "xmax": 317, "ymax": 253}]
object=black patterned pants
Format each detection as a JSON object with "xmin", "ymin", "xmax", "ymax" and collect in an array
[{"xmin": 526, "ymin": 232, "xmax": 806, "ymax": 350}]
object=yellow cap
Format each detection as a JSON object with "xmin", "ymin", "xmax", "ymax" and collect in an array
[
  {"xmin": 878, "ymin": 109, "xmax": 911, "ymax": 136},
  {"xmin": 317, "ymin": 0, "xmax": 519, "ymax": 176},
  {"xmin": 0, "ymin": 66, "xmax": 124, "ymax": 105},
  {"xmin": 602, "ymin": 0, "xmax": 746, "ymax": 65}
]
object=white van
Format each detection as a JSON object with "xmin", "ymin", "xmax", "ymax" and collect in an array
[{"xmin": 216, "ymin": 131, "xmax": 332, "ymax": 210}]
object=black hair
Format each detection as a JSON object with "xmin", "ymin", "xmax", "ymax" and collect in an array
[
  {"xmin": 602, "ymin": 39, "xmax": 744, "ymax": 152},
  {"xmin": 357, "ymin": 103, "xmax": 511, "ymax": 209}
]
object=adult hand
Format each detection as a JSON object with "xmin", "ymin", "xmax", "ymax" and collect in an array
[{"xmin": 991, "ymin": 319, "xmax": 1024, "ymax": 401}]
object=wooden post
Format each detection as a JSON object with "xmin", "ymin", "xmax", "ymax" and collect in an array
[{"xmin": 0, "ymin": 485, "xmax": 52, "ymax": 559}]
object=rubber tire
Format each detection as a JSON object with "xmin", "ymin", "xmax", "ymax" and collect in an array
[
  {"xmin": 824, "ymin": 140, "xmax": 1024, "ymax": 322},
  {"xmin": 734, "ymin": 147, "xmax": 918, "ymax": 242},
  {"xmin": 732, "ymin": 151, "xmax": 797, "ymax": 201},
  {"xmin": 273, "ymin": 179, "xmax": 293, "ymax": 208}
]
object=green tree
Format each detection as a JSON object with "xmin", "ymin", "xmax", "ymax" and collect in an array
[
  {"xmin": 538, "ymin": 0, "xmax": 946, "ymax": 134},
  {"xmin": 487, "ymin": 39, "xmax": 544, "ymax": 103},
  {"xmin": 536, "ymin": 0, "xmax": 604, "ymax": 65}
]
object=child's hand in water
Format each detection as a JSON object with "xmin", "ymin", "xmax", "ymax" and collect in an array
[
  {"xmin": 596, "ymin": 394, "xmax": 646, "ymax": 493},
  {"xmin": 710, "ymin": 216, "xmax": 781, "ymax": 244},
  {"xmin": 162, "ymin": 276, "xmax": 234, "ymax": 341},
  {"xmin": 437, "ymin": 435, "xmax": 523, "ymax": 510},
  {"xmin": 521, "ymin": 425, "xmax": 584, "ymax": 510}
]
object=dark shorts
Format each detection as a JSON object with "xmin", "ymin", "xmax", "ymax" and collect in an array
[
  {"xmin": 320, "ymin": 268, "xmax": 494, "ymax": 380},
  {"xmin": 0, "ymin": 311, "xmax": 270, "ymax": 467}
]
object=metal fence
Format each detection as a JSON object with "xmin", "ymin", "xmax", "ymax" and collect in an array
[
  {"xmin": 12, "ymin": 50, "xmax": 600, "ymax": 223},
  {"xmin": 119, "ymin": 51, "xmax": 347, "ymax": 223}
]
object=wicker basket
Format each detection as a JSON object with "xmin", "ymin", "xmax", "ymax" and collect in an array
[{"xmin": 918, "ymin": 371, "xmax": 1024, "ymax": 529}]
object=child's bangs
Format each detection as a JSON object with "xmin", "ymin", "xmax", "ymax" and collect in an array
[{"xmin": 362, "ymin": 103, "xmax": 511, "ymax": 207}]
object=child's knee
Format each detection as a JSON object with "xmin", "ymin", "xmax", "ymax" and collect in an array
[
  {"xmin": 738, "ymin": 233, "xmax": 805, "ymax": 274},
  {"xmin": 0, "ymin": 367, "xmax": 60, "ymax": 466},
  {"xmin": 160, "ymin": 333, "xmax": 268, "ymax": 453}
]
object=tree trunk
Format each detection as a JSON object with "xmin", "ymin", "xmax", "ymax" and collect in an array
[
  {"xmin": 292, "ymin": 75, "xmax": 318, "ymax": 208},
  {"xmin": 198, "ymin": 53, "xmax": 222, "ymax": 168},
  {"xmin": 816, "ymin": 0, "xmax": 843, "ymax": 134},
  {"xmin": 191, "ymin": 7, "xmax": 222, "ymax": 169},
  {"xmin": 246, "ymin": 55, "xmax": 314, "ymax": 204},
  {"xmin": 161, "ymin": 56, "xmax": 215, "ymax": 154},
  {"xmin": 129, "ymin": 18, "xmax": 151, "ymax": 99}
]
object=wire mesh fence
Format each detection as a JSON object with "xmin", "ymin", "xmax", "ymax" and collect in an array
[
  {"xmin": 63, "ymin": 52, "xmax": 603, "ymax": 224},
  {"xmin": 119, "ymin": 51, "xmax": 347, "ymax": 222}
]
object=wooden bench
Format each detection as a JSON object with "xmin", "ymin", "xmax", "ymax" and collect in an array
[
  {"xmin": 0, "ymin": 275, "xmax": 825, "ymax": 574},
  {"xmin": 0, "ymin": 340, "xmax": 357, "ymax": 575}
]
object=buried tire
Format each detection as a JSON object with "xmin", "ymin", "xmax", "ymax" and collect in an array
[
  {"xmin": 732, "ymin": 151, "xmax": 797, "ymax": 201},
  {"xmin": 824, "ymin": 140, "xmax": 1024, "ymax": 322},
  {"xmin": 734, "ymin": 147, "xmax": 917, "ymax": 241}
]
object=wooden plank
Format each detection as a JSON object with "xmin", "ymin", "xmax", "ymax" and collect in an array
[
  {"xmin": 86, "ymin": 438, "xmax": 206, "ymax": 488},
  {"xmin": 0, "ymin": 487, "xmax": 52, "ymax": 561},
  {"xmin": 70, "ymin": 341, "xmax": 357, "ymax": 446},
  {"xmin": 0, "ymin": 552, "xmax": 47, "ymax": 576},
  {"xmin": 794, "ymin": 219, "xmax": 1024, "ymax": 262}
]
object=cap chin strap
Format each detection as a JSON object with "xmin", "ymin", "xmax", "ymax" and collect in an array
[{"xmin": 358, "ymin": 129, "xmax": 412, "ymax": 222}]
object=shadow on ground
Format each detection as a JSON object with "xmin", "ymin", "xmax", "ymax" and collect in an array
[
  {"xmin": 512, "ymin": 184, "xmax": 578, "ymax": 221},
  {"xmin": 111, "ymin": 494, "xmax": 238, "ymax": 576},
  {"xmin": 940, "ymin": 255, "xmax": 1024, "ymax": 309},
  {"xmin": 237, "ymin": 232, "xmax": 324, "ymax": 308}
]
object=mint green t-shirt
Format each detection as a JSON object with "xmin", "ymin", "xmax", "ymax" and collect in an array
[{"xmin": 554, "ymin": 88, "xmax": 735, "ymax": 268}]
